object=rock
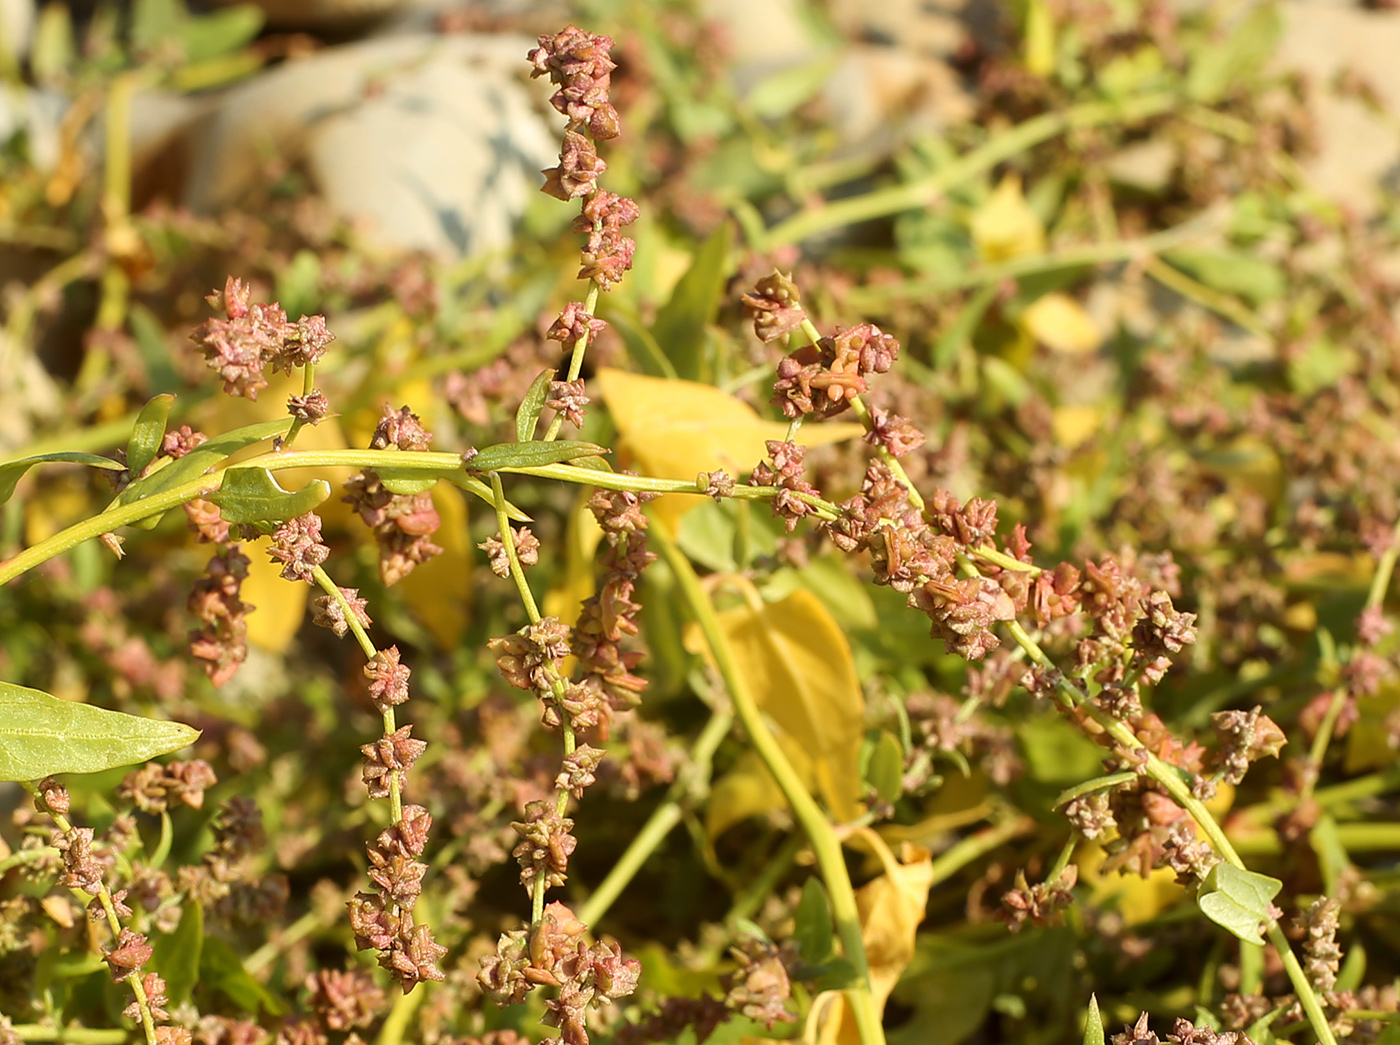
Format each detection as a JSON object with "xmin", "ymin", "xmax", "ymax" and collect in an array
[
  {"xmin": 1272, "ymin": 2, "xmax": 1400, "ymax": 212},
  {"xmin": 179, "ymin": 32, "xmax": 556, "ymax": 258}
]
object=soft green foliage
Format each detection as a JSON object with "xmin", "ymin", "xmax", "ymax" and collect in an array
[{"xmin": 0, "ymin": 682, "xmax": 198, "ymax": 781}]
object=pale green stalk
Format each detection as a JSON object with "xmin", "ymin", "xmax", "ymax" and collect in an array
[{"xmin": 652, "ymin": 518, "xmax": 886, "ymax": 1045}]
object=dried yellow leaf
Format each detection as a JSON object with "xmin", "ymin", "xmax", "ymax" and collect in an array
[
  {"xmin": 1022, "ymin": 292, "xmax": 1103, "ymax": 354},
  {"xmin": 970, "ymin": 175, "xmax": 1045, "ymax": 262},
  {"xmin": 595, "ymin": 368, "xmax": 862, "ymax": 529}
]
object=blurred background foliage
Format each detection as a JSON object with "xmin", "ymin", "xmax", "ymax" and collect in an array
[{"xmin": 4, "ymin": 0, "xmax": 1400, "ymax": 1042}]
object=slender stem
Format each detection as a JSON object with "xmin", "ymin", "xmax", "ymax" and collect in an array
[
  {"xmin": 25, "ymin": 785, "xmax": 157, "ymax": 1045},
  {"xmin": 0, "ymin": 449, "xmax": 839, "ymax": 590},
  {"xmin": 926, "ymin": 816, "xmax": 1035, "ymax": 889},
  {"xmin": 308, "ymin": 564, "xmax": 399, "ymax": 823},
  {"xmin": 9, "ymin": 1028, "xmax": 128, "ymax": 1044},
  {"xmin": 761, "ymin": 91, "xmax": 1179, "ymax": 247},
  {"xmin": 975, "ymin": 585, "xmax": 1338, "ymax": 1045},
  {"xmin": 844, "ymin": 214, "xmax": 1218, "ymax": 308},
  {"xmin": 652, "ymin": 518, "xmax": 886, "ymax": 1045},
  {"xmin": 578, "ymin": 706, "xmax": 734, "ymax": 926},
  {"xmin": 796, "ymin": 318, "xmax": 923, "ymax": 513},
  {"xmin": 1144, "ymin": 257, "xmax": 1268, "ymax": 337},
  {"xmin": 543, "ymin": 282, "xmax": 602, "ymax": 443},
  {"xmin": 1302, "ymin": 514, "xmax": 1400, "ymax": 802}
]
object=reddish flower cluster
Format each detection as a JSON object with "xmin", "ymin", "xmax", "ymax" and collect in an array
[
  {"xmin": 999, "ymin": 865, "xmax": 1079, "ymax": 933},
  {"xmin": 568, "ymin": 487, "xmax": 658, "ymax": 733},
  {"xmin": 770, "ymin": 322, "xmax": 900, "ymax": 420},
  {"xmin": 478, "ymin": 901, "xmax": 640, "ymax": 1045},
  {"xmin": 480, "ymin": 526, "xmax": 540, "ymax": 577},
  {"xmin": 343, "ymin": 406, "xmax": 443, "ymax": 585},
  {"xmin": 118, "ymin": 760, "xmax": 218, "ymax": 813},
  {"xmin": 530, "ymin": 26, "xmax": 638, "ymax": 306},
  {"xmin": 310, "ymin": 587, "xmax": 371, "ymax": 638},
  {"xmin": 187, "ymin": 545, "xmax": 253, "ymax": 688},
  {"xmin": 572, "ymin": 191, "xmax": 639, "ymax": 290},
  {"xmin": 749, "ymin": 440, "xmax": 820, "ymax": 532},
  {"xmin": 189, "ymin": 276, "xmax": 333, "ymax": 402},
  {"xmin": 740, "ymin": 271, "xmax": 807, "ymax": 343},
  {"xmin": 348, "ymin": 646, "xmax": 446, "ymax": 993},
  {"xmin": 267, "ymin": 513, "xmax": 330, "ymax": 583}
]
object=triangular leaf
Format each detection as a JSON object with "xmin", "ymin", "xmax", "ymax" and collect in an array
[
  {"xmin": 694, "ymin": 588, "xmax": 866, "ymax": 820},
  {"xmin": 0, "ymin": 682, "xmax": 199, "ymax": 781},
  {"xmin": 1196, "ymin": 862, "xmax": 1282, "ymax": 945},
  {"xmin": 1083, "ymin": 994, "xmax": 1105, "ymax": 1045},
  {"xmin": 209, "ymin": 469, "xmax": 330, "ymax": 525},
  {"xmin": 116, "ymin": 419, "xmax": 292, "ymax": 513},
  {"xmin": 0, "ymin": 453, "xmax": 125, "ymax": 505}
]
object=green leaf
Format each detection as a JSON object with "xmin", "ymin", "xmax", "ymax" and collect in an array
[
  {"xmin": 0, "ymin": 452, "xmax": 125, "ymax": 505},
  {"xmin": 152, "ymin": 902, "xmax": 203, "ymax": 1007},
  {"xmin": 126, "ymin": 394, "xmax": 175, "ymax": 479},
  {"xmin": 604, "ymin": 307, "xmax": 677, "ymax": 379},
  {"xmin": 200, "ymin": 936, "xmax": 286, "ymax": 1015},
  {"xmin": 0, "ymin": 681, "xmax": 199, "ymax": 782},
  {"xmin": 467, "ymin": 441, "xmax": 611, "ymax": 472},
  {"xmin": 208, "ymin": 469, "xmax": 330, "ymax": 525},
  {"xmin": 177, "ymin": 3, "xmax": 264, "ymax": 63},
  {"xmin": 516, "ymin": 368, "xmax": 555, "ymax": 442},
  {"xmin": 115, "ymin": 418, "xmax": 292, "ymax": 523},
  {"xmin": 1196, "ymin": 863, "xmax": 1282, "ymax": 945},
  {"xmin": 1163, "ymin": 248, "xmax": 1285, "ymax": 306},
  {"xmin": 794, "ymin": 877, "xmax": 836, "ymax": 965},
  {"xmin": 1186, "ymin": 3, "xmax": 1282, "ymax": 103},
  {"xmin": 376, "ymin": 469, "xmax": 440, "ymax": 496},
  {"xmin": 131, "ymin": 0, "xmax": 184, "ymax": 53},
  {"xmin": 650, "ymin": 221, "xmax": 732, "ymax": 381},
  {"xmin": 867, "ymin": 731, "xmax": 905, "ymax": 805},
  {"xmin": 1083, "ymin": 994, "xmax": 1105, "ymax": 1045}
]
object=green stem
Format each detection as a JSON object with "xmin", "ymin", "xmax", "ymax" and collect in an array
[
  {"xmin": 652, "ymin": 518, "xmax": 886, "ymax": 1045},
  {"xmin": 543, "ymin": 281, "xmax": 602, "ymax": 442},
  {"xmin": 926, "ymin": 815, "xmax": 1035, "ymax": 889},
  {"xmin": 10, "ymin": 1028, "xmax": 129, "ymax": 1044},
  {"xmin": 795, "ymin": 318, "xmax": 923, "ymax": 513},
  {"xmin": 761, "ymin": 91, "xmax": 1179, "ymax": 248},
  {"xmin": 844, "ymin": 214, "xmax": 1218, "ymax": 308},
  {"xmin": 983, "ymin": 606, "xmax": 1338, "ymax": 1045},
  {"xmin": 578, "ymin": 706, "xmax": 734, "ymax": 926},
  {"xmin": 25, "ymin": 785, "xmax": 157, "ymax": 1045},
  {"xmin": 307, "ymin": 565, "xmax": 401, "ymax": 823},
  {"xmin": 0, "ymin": 449, "xmax": 839, "ymax": 590},
  {"xmin": 1302, "ymin": 513, "xmax": 1400, "ymax": 802}
]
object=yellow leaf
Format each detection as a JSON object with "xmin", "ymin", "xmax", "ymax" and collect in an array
[
  {"xmin": 808, "ymin": 831, "xmax": 934, "ymax": 1045},
  {"xmin": 705, "ymin": 740, "xmax": 815, "ymax": 843},
  {"xmin": 395, "ymin": 484, "xmax": 472, "ymax": 648},
  {"xmin": 970, "ymin": 175, "xmax": 1045, "ymax": 262},
  {"xmin": 1051, "ymin": 405, "xmax": 1103, "ymax": 449},
  {"xmin": 242, "ymin": 540, "xmax": 308, "ymax": 654},
  {"xmin": 595, "ymin": 368, "xmax": 862, "ymax": 530},
  {"xmin": 686, "ymin": 587, "xmax": 865, "ymax": 821},
  {"xmin": 1077, "ymin": 841, "xmax": 1184, "ymax": 925},
  {"xmin": 1021, "ymin": 292, "xmax": 1103, "ymax": 354},
  {"xmin": 543, "ymin": 487, "xmax": 605, "ymax": 625}
]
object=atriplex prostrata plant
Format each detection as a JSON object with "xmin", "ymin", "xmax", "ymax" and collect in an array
[{"xmin": 0, "ymin": 14, "xmax": 1393, "ymax": 1045}]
